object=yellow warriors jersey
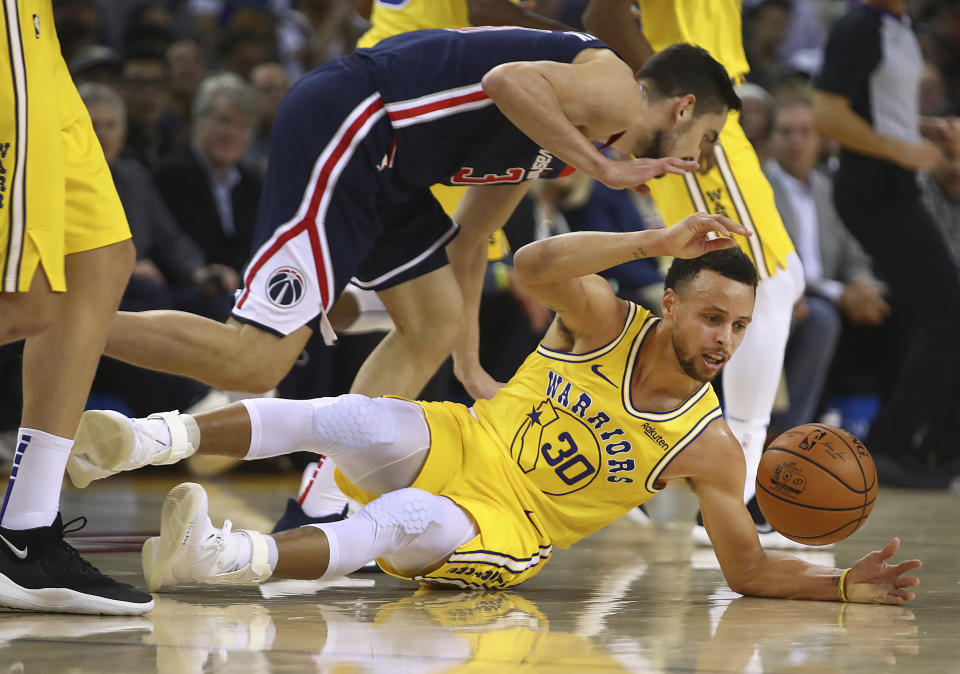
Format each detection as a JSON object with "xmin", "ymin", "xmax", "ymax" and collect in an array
[
  {"xmin": 472, "ymin": 302, "xmax": 722, "ymax": 547},
  {"xmin": 335, "ymin": 303, "xmax": 722, "ymax": 588},
  {"xmin": 357, "ymin": 0, "xmax": 518, "ymax": 261},
  {"xmin": 637, "ymin": 0, "xmax": 794, "ymax": 278}
]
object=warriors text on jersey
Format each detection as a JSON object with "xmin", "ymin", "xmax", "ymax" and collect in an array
[{"xmin": 336, "ymin": 304, "xmax": 723, "ymax": 588}]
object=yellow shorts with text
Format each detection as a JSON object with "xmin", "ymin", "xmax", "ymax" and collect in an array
[
  {"xmin": 0, "ymin": 1, "xmax": 129, "ymax": 292},
  {"xmin": 335, "ymin": 399, "xmax": 552, "ymax": 589}
]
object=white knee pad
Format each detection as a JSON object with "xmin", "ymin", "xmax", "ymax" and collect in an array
[
  {"xmin": 313, "ymin": 488, "xmax": 476, "ymax": 579},
  {"xmin": 312, "ymin": 394, "xmax": 397, "ymax": 453}
]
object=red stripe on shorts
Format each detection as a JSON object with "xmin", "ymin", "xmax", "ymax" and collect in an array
[{"xmin": 237, "ymin": 96, "xmax": 386, "ymax": 310}]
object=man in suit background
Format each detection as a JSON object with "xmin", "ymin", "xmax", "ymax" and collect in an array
[
  {"xmin": 154, "ymin": 72, "xmax": 262, "ymax": 275},
  {"xmin": 763, "ymin": 95, "xmax": 889, "ymax": 435}
]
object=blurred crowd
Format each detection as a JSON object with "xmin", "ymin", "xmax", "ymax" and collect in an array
[{"xmin": 1, "ymin": 0, "xmax": 958, "ymax": 486}]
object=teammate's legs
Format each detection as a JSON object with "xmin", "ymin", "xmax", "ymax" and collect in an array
[
  {"xmin": 0, "ymin": 267, "xmax": 61, "ymax": 344},
  {"xmin": 722, "ymin": 252, "xmax": 804, "ymax": 503}
]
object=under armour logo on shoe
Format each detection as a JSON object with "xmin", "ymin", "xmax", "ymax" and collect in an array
[{"xmin": 0, "ymin": 534, "xmax": 28, "ymax": 559}]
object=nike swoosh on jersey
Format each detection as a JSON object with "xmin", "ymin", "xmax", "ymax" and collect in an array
[
  {"xmin": 0, "ymin": 534, "xmax": 28, "ymax": 559},
  {"xmin": 590, "ymin": 364, "xmax": 618, "ymax": 388}
]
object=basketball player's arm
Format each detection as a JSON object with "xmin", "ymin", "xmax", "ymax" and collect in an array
[
  {"xmin": 689, "ymin": 423, "xmax": 922, "ymax": 605},
  {"xmin": 467, "ymin": 0, "xmax": 571, "ymax": 31},
  {"xmin": 482, "ymin": 51, "xmax": 698, "ymax": 191},
  {"xmin": 514, "ymin": 213, "xmax": 748, "ymax": 337},
  {"xmin": 582, "ymin": 0, "xmax": 654, "ymax": 72},
  {"xmin": 813, "ymin": 90, "xmax": 942, "ymax": 172},
  {"xmin": 448, "ymin": 182, "xmax": 532, "ymax": 400}
]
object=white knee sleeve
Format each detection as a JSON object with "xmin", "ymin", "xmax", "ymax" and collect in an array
[
  {"xmin": 312, "ymin": 488, "xmax": 477, "ymax": 579},
  {"xmin": 312, "ymin": 394, "xmax": 398, "ymax": 453},
  {"xmin": 316, "ymin": 396, "xmax": 431, "ymax": 494}
]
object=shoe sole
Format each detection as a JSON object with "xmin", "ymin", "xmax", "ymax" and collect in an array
[
  {"xmin": 144, "ymin": 483, "xmax": 206, "ymax": 592},
  {"xmin": 0, "ymin": 573, "xmax": 153, "ymax": 615},
  {"xmin": 69, "ymin": 410, "xmax": 136, "ymax": 488}
]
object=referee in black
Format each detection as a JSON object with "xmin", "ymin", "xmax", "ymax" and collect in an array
[{"xmin": 814, "ymin": 0, "xmax": 960, "ymax": 488}]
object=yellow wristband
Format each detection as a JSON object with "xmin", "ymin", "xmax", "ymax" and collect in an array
[{"xmin": 839, "ymin": 567, "xmax": 852, "ymax": 603}]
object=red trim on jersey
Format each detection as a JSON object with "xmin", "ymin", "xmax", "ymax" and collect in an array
[
  {"xmin": 237, "ymin": 96, "xmax": 386, "ymax": 310},
  {"xmin": 387, "ymin": 90, "xmax": 489, "ymax": 123}
]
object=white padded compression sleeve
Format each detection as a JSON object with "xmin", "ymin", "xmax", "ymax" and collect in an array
[{"xmin": 311, "ymin": 488, "xmax": 477, "ymax": 579}]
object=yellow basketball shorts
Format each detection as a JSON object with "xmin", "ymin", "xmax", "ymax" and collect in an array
[
  {"xmin": 0, "ymin": 1, "xmax": 130, "ymax": 292},
  {"xmin": 648, "ymin": 110, "xmax": 794, "ymax": 280},
  {"xmin": 335, "ymin": 400, "xmax": 553, "ymax": 589}
]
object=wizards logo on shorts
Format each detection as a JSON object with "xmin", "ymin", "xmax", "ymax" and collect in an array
[{"xmin": 266, "ymin": 267, "xmax": 306, "ymax": 308}]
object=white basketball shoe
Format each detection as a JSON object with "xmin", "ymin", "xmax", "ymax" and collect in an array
[
  {"xmin": 142, "ymin": 483, "xmax": 272, "ymax": 592},
  {"xmin": 68, "ymin": 410, "xmax": 196, "ymax": 488}
]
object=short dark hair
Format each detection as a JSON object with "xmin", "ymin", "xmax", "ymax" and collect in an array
[
  {"xmin": 637, "ymin": 44, "xmax": 742, "ymax": 116},
  {"xmin": 664, "ymin": 248, "xmax": 758, "ymax": 294}
]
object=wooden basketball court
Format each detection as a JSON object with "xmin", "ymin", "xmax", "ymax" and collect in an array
[{"xmin": 0, "ymin": 470, "xmax": 955, "ymax": 672}]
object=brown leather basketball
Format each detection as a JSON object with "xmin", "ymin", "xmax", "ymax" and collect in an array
[{"xmin": 756, "ymin": 424, "xmax": 877, "ymax": 546}]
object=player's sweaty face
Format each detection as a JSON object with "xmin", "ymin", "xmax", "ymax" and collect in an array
[{"xmin": 668, "ymin": 271, "xmax": 754, "ymax": 383}]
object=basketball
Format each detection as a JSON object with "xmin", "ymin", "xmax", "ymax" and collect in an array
[{"xmin": 756, "ymin": 424, "xmax": 877, "ymax": 546}]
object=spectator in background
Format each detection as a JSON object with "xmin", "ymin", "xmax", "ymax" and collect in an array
[
  {"xmin": 167, "ymin": 38, "xmax": 209, "ymax": 129},
  {"xmin": 219, "ymin": 27, "xmax": 277, "ymax": 78},
  {"xmin": 82, "ymin": 82, "xmax": 240, "ymax": 317},
  {"xmin": 69, "ymin": 44, "xmax": 122, "ymax": 87},
  {"xmin": 121, "ymin": 44, "xmax": 180, "ymax": 170},
  {"xmin": 743, "ymin": 0, "xmax": 792, "ymax": 89},
  {"xmin": 814, "ymin": 0, "xmax": 960, "ymax": 487},
  {"xmin": 736, "ymin": 82, "xmax": 776, "ymax": 164},
  {"xmin": 53, "ymin": 0, "xmax": 104, "ymax": 65},
  {"xmin": 80, "ymin": 82, "xmax": 235, "ymax": 415},
  {"xmin": 247, "ymin": 62, "xmax": 291, "ymax": 173},
  {"xmin": 154, "ymin": 73, "xmax": 261, "ymax": 275},
  {"xmin": 764, "ymin": 96, "xmax": 889, "ymax": 437}
]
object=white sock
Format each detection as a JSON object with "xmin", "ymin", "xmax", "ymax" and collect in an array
[
  {"xmin": 224, "ymin": 530, "xmax": 252, "ymax": 571},
  {"xmin": 298, "ymin": 458, "xmax": 348, "ymax": 517},
  {"xmin": 1, "ymin": 428, "xmax": 73, "ymax": 529},
  {"xmin": 727, "ymin": 417, "xmax": 768, "ymax": 503},
  {"xmin": 265, "ymin": 534, "xmax": 279, "ymax": 570}
]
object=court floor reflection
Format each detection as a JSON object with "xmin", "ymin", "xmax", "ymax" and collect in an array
[{"xmin": 0, "ymin": 474, "xmax": 955, "ymax": 672}]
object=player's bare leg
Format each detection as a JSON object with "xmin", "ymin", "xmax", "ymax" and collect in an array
[
  {"xmin": 0, "ymin": 266, "xmax": 61, "ymax": 345},
  {"xmin": 1, "ymin": 240, "xmax": 154, "ymax": 615},
  {"xmin": 351, "ymin": 266, "xmax": 464, "ymax": 398},
  {"xmin": 19, "ymin": 242, "xmax": 134, "ymax": 437},
  {"xmin": 104, "ymin": 314, "xmax": 313, "ymax": 393}
]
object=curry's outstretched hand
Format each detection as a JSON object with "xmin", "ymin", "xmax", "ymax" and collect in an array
[
  {"xmin": 845, "ymin": 538, "xmax": 922, "ymax": 605},
  {"xmin": 650, "ymin": 212, "xmax": 751, "ymax": 259},
  {"xmin": 598, "ymin": 156, "xmax": 699, "ymax": 191}
]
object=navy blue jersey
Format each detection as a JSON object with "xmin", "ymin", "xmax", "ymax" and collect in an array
[{"xmin": 354, "ymin": 27, "xmax": 612, "ymax": 189}]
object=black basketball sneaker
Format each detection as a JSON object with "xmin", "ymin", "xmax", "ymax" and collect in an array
[{"xmin": 0, "ymin": 513, "xmax": 154, "ymax": 615}]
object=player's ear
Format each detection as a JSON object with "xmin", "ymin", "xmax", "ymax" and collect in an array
[
  {"xmin": 673, "ymin": 94, "xmax": 696, "ymax": 123},
  {"xmin": 662, "ymin": 287, "xmax": 679, "ymax": 318}
]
